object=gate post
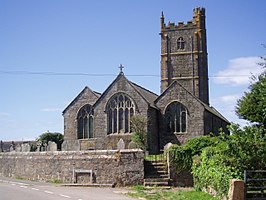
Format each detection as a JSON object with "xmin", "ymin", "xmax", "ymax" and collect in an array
[{"xmin": 228, "ymin": 179, "xmax": 244, "ymax": 200}]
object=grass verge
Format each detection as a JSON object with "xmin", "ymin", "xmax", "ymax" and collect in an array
[{"xmin": 128, "ymin": 185, "xmax": 219, "ymax": 200}]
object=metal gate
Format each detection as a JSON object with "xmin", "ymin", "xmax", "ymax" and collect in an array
[{"xmin": 244, "ymin": 170, "xmax": 266, "ymax": 199}]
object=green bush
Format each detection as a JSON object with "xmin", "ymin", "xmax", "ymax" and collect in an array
[
  {"xmin": 37, "ymin": 131, "xmax": 64, "ymax": 150},
  {"xmin": 192, "ymin": 124, "xmax": 266, "ymax": 197},
  {"xmin": 168, "ymin": 135, "xmax": 221, "ymax": 171},
  {"xmin": 168, "ymin": 124, "xmax": 266, "ymax": 197},
  {"xmin": 192, "ymin": 145, "xmax": 238, "ymax": 196},
  {"xmin": 130, "ymin": 115, "xmax": 148, "ymax": 151}
]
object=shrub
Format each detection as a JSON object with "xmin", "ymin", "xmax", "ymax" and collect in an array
[
  {"xmin": 168, "ymin": 135, "xmax": 221, "ymax": 171},
  {"xmin": 130, "ymin": 115, "xmax": 148, "ymax": 151},
  {"xmin": 168, "ymin": 124, "xmax": 266, "ymax": 197},
  {"xmin": 192, "ymin": 124, "xmax": 266, "ymax": 197}
]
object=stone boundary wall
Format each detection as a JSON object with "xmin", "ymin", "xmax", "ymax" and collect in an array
[
  {"xmin": 0, "ymin": 149, "xmax": 144, "ymax": 186},
  {"xmin": 164, "ymin": 143, "xmax": 193, "ymax": 187}
]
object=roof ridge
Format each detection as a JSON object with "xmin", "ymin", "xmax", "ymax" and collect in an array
[
  {"xmin": 129, "ymin": 81, "xmax": 158, "ymax": 97},
  {"xmin": 62, "ymin": 86, "xmax": 100, "ymax": 114},
  {"xmin": 155, "ymin": 81, "xmax": 228, "ymax": 122}
]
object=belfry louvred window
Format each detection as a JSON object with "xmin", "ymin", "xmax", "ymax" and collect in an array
[
  {"xmin": 177, "ymin": 37, "xmax": 185, "ymax": 50},
  {"xmin": 106, "ymin": 93, "xmax": 135, "ymax": 134},
  {"xmin": 77, "ymin": 104, "xmax": 93, "ymax": 139},
  {"xmin": 165, "ymin": 101, "xmax": 188, "ymax": 133}
]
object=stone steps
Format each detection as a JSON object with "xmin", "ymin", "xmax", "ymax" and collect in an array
[{"xmin": 144, "ymin": 160, "xmax": 169, "ymax": 187}]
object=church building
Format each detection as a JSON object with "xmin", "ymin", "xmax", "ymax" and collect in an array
[{"xmin": 62, "ymin": 8, "xmax": 229, "ymax": 153}]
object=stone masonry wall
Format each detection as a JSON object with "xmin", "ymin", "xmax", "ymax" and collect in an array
[
  {"xmin": 93, "ymin": 75, "xmax": 150, "ymax": 149},
  {"xmin": 0, "ymin": 149, "xmax": 144, "ymax": 186},
  {"xmin": 63, "ymin": 87, "xmax": 99, "ymax": 140},
  {"xmin": 156, "ymin": 82, "xmax": 205, "ymax": 148}
]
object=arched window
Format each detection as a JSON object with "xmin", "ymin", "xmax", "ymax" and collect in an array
[
  {"xmin": 77, "ymin": 104, "xmax": 94, "ymax": 139},
  {"xmin": 177, "ymin": 37, "xmax": 185, "ymax": 50},
  {"xmin": 106, "ymin": 93, "xmax": 135, "ymax": 134},
  {"xmin": 165, "ymin": 102, "xmax": 188, "ymax": 133}
]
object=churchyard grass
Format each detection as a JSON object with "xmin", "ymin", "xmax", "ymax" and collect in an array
[
  {"xmin": 144, "ymin": 153, "xmax": 165, "ymax": 162},
  {"xmin": 128, "ymin": 185, "xmax": 219, "ymax": 200}
]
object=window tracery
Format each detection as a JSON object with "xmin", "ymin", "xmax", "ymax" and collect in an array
[
  {"xmin": 106, "ymin": 93, "xmax": 135, "ymax": 134},
  {"xmin": 77, "ymin": 104, "xmax": 93, "ymax": 139},
  {"xmin": 165, "ymin": 101, "xmax": 188, "ymax": 133}
]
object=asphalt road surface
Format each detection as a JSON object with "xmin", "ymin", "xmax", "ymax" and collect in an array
[{"xmin": 0, "ymin": 177, "xmax": 136, "ymax": 200}]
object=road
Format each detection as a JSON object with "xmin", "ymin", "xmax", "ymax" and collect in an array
[{"xmin": 0, "ymin": 177, "xmax": 136, "ymax": 200}]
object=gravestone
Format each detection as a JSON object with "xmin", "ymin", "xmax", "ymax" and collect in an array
[
  {"xmin": 21, "ymin": 143, "xmax": 31, "ymax": 152},
  {"xmin": 61, "ymin": 140, "xmax": 80, "ymax": 151},
  {"xmin": 164, "ymin": 142, "xmax": 173, "ymax": 151},
  {"xmin": 128, "ymin": 141, "xmax": 137, "ymax": 149},
  {"xmin": 10, "ymin": 143, "xmax": 15, "ymax": 152},
  {"xmin": 36, "ymin": 141, "xmax": 42, "ymax": 152},
  {"xmin": 117, "ymin": 138, "xmax": 125, "ymax": 150},
  {"xmin": 43, "ymin": 143, "xmax": 48, "ymax": 151},
  {"xmin": 15, "ymin": 144, "xmax": 21, "ymax": 152},
  {"xmin": 47, "ymin": 141, "xmax": 57, "ymax": 151}
]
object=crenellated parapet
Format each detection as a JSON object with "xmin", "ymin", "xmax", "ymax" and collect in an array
[{"xmin": 161, "ymin": 7, "xmax": 205, "ymax": 31}]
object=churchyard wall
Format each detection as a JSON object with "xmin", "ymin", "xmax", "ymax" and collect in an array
[{"xmin": 0, "ymin": 149, "xmax": 144, "ymax": 186}]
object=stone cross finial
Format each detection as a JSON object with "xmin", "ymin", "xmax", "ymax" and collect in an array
[{"xmin": 119, "ymin": 64, "xmax": 124, "ymax": 74}]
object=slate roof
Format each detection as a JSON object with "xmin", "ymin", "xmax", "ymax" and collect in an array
[
  {"xmin": 155, "ymin": 80, "xmax": 229, "ymax": 123},
  {"xmin": 204, "ymin": 105, "xmax": 229, "ymax": 123},
  {"xmin": 129, "ymin": 81, "xmax": 158, "ymax": 108}
]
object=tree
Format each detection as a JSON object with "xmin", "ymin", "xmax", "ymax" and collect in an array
[
  {"xmin": 130, "ymin": 115, "xmax": 148, "ymax": 151},
  {"xmin": 37, "ymin": 131, "xmax": 64, "ymax": 150},
  {"xmin": 236, "ymin": 56, "xmax": 266, "ymax": 128}
]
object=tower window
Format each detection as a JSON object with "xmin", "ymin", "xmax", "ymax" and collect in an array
[
  {"xmin": 177, "ymin": 37, "xmax": 185, "ymax": 50},
  {"xmin": 106, "ymin": 93, "xmax": 135, "ymax": 134},
  {"xmin": 77, "ymin": 104, "xmax": 94, "ymax": 139},
  {"xmin": 165, "ymin": 101, "xmax": 188, "ymax": 133}
]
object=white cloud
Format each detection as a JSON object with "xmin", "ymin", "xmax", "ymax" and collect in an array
[
  {"xmin": 214, "ymin": 56, "xmax": 263, "ymax": 86},
  {"xmin": 211, "ymin": 94, "xmax": 249, "ymax": 127},
  {"xmin": 41, "ymin": 108, "xmax": 61, "ymax": 112},
  {"xmin": 218, "ymin": 94, "xmax": 241, "ymax": 104},
  {"xmin": 212, "ymin": 94, "xmax": 240, "ymax": 114}
]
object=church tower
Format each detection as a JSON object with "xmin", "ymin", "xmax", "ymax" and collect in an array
[{"xmin": 160, "ymin": 7, "xmax": 209, "ymax": 105}]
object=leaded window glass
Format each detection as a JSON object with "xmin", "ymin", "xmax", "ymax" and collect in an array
[
  {"xmin": 77, "ymin": 104, "xmax": 94, "ymax": 139},
  {"xmin": 106, "ymin": 93, "xmax": 135, "ymax": 134},
  {"xmin": 165, "ymin": 101, "xmax": 187, "ymax": 133}
]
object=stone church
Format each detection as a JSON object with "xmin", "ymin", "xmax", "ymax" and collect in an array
[{"xmin": 62, "ymin": 8, "xmax": 229, "ymax": 153}]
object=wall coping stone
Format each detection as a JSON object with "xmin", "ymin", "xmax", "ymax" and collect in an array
[{"xmin": 0, "ymin": 148, "xmax": 143, "ymax": 156}]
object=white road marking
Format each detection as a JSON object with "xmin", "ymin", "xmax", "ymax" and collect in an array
[
  {"xmin": 16, "ymin": 182, "xmax": 29, "ymax": 186},
  {"xmin": 44, "ymin": 190, "xmax": 54, "ymax": 194},
  {"xmin": 0, "ymin": 179, "xmax": 86, "ymax": 200},
  {"xmin": 59, "ymin": 194, "xmax": 71, "ymax": 198}
]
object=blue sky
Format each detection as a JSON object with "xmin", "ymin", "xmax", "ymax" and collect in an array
[{"xmin": 0, "ymin": 0, "xmax": 265, "ymax": 141}]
